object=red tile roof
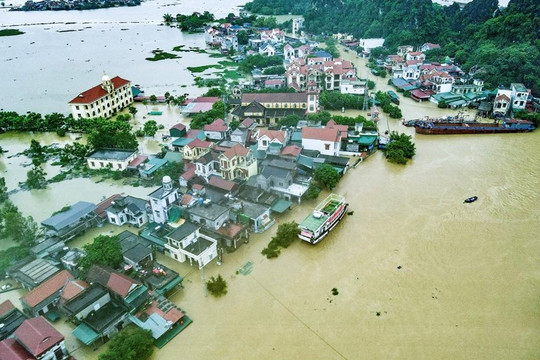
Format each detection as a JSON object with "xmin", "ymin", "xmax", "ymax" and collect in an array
[
  {"xmin": 222, "ymin": 144, "xmax": 249, "ymax": 159},
  {"xmin": 302, "ymin": 127, "xmax": 340, "ymax": 142},
  {"xmin": 242, "ymin": 92, "xmax": 307, "ymax": 104},
  {"xmin": 21, "ymin": 270, "xmax": 74, "ymax": 308},
  {"xmin": 495, "ymin": 94, "xmax": 510, "ymax": 102},
  {"xmin": 60, "ymin": 279, "xmax": 88, "ymax": 301},
  {"xmin": 14, "ymin": 317, "xmax": 64, "ymax": 357},
  {"xmin": 107, "ymin": 272, "xmax": 140, "ymax": 298},
  {"xmin": 69, "ymin": 76, "xmax": 130, "ymax": 104},
  {"xmin": 204, "ymin": 118, "xmax": 228, "ymax": 132},
  {"xmin": 194, "ymin": 97, "xmax": 220, "ymax": 103},
  {"xmin": 0, "ymin": 300, "xmax": 16, "ymax": 317},
  {"xmin": 181, "ymin": 168, "xmax": 196, "ymax": 181},
  {"xmin": 96, "ymin": 194, "xmax": 122, "ymax": 218},
  {"xmin": 128, "ymin": 155, "xmax": 148, "ymax": 168},
  {"xmin": 185, "ymin": 130, "xmax": 202, "ymax": 139},
  {"xmin": 217, "ymin": 223, "xmax": 244, "ymax": 239},
  {"xmin": 186, "ymin": 139, "xmax": 213, "ymax": 149},
  {"xmin": 192, "ymin": 183, "xmax": 204, "ymax": 191},
  {"xmin": 0, "ymin": 338, "xmax": 32, "ymax": 360},
  {"xmin": 240, "ymin": 118, "xmax": 255, "ymax": 128},
  {"xmin": 170, "ymin": 123, "xmax": 186, "ymax": 131},
  {"xmin": 280, "ymin": 145, "xmax": 302, "ymax": 157},
  {"xmin": 144, "ymin": 300, "xmax": 184, "ymax": 324},
  {"xmin": 257, "ymin": 129, "xmax": 286, "ymax": 143},
  {"xmin": 208, "ymin": 177, "xmax": 237, "ymax": 192},
  {"xmin": 326, "ymin": 120, "xmax": 348, "ymax": 139},
  {"xmin": 181, "ymin": 194, "xmax": 193, "ymax": 206}
]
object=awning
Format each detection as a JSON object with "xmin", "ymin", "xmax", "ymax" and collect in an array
[
  {"xmin": 73, "ymin": 323, "xmax": 99, "ymax": 345},
  {"xmin": 156, "ymin": 275, "xmax": 184, "ymax": 295},
  {"xmin": 271, "ymin": 199, "xmax": 292, "ymax": 213},
  {"xmin": 45, "ymin": 310, "xmax": 60, "ymax": 322}
]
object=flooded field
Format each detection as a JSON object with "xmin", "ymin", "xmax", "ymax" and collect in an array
[{"xmin": 1, "ymin": 3, "xmax": 539, "ymax": 360}]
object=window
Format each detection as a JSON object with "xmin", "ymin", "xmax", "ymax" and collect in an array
[
  {"xmin": 262, "ymin": 140, "xmax": 268, "ymax": 146},
  {"xmin": 100, "ymin": 162, "xmax": 104, "ymax": 167},
  {"xmin": 90, "ymin": 161, "xmax": 95, "ymax": 166},
  {"xmin": 117, "ymin": 163, "xmax": 122, "ymax": 169},
  {"xmin": 325, "ymin": 144, "xmax": 330, "ymax": 150}
]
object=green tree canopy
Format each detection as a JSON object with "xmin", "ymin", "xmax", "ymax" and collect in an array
[
  {"xmin": 384, "ymin": 131, "xmax": 416, "ymax": 165},
  {"xmin": 313, "ymin": 164, "xmax": 340, "ymax": 190},
  {"xmin": 98, "ymin": 327, "xmax": 154, "ymax": 360},
  {"xmin": 78, "ymin": 235, "xmax": 123, "ymax": 275}
]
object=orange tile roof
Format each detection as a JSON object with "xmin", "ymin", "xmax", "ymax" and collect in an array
[
  {"xmin": 60, "ymin": 279, "xmax": 88, "ymax": 301},
  {"xmin": 280, "ymin": 145, "xmax": 302, "ymax": 157},
  {"xmin": 69, "ymin": 76, "xmax": 130, "ymax": 104},
  {"xmin": 21, "ymin": 270, "xmax": 74, "ymax": 308}
]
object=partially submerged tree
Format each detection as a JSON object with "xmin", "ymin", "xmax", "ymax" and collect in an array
[
  {"xmin": 78, "ymin": 235, "xmax": 123, "ymax": 275},
  {"xmin": 313, "ymin": 164, "xmax": 340, "ymax": 190},
  {"xmin": 98, "ymin": 327, "xmax": 154, "ymax": 360},
  {"xmin": 206, "ymin": 275, "xmax": 228, "ymax": 297}
]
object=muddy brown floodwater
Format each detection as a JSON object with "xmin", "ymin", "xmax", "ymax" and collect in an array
[{"xmin": 1, "ymin": 31, "xmax": 539, "ymax": 360}]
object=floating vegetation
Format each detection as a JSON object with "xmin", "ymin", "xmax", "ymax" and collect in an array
[
  {"xmin": 146, "ymin": 49, "xmax": 179, "ymax": 61},
  {"xmin": 0, "ymin": 29, "xmax": 25, "ymax": 37},
  {"xmin": 172, "ymin": 45, "xmax": 207, "ymax": 53},
  {"xmin": 187, "ymin": 64, "xmax": 223, "ymax": 73},
  {"xmin": 331, "ymin": 288, "xmax": 339, "ymax": 296}
]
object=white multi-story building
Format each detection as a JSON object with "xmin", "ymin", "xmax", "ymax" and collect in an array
[
  {"xmin": 510, "ymin": 83, "xmax": 528, "ymax": 111},
  {"xmin": 148, "ymin": 176, "xmax": 179, "ymax": 224},
  {"xmin": 69, "ymin": 74, "xmax": 133, "ymax": 119},
  {"xmin": 164, "ymin": 221, "xmax": 218, "ymax": 269}
]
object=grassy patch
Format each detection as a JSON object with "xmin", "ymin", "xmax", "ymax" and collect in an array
[
  {"xmin": 172, "ymin": 45, "xmax": 207, "ymax": 53},
  {"xmin": 187, "ymin": 64, "xmax": 222, "ymax": 73},
  {"xmin": 146, "ymin": 49, "xmax": 179, "ymax": 61},
  {"xmin": 222, "ymin": 70, "xmax": 241, "ymax": 80},
  {"xmin": 0, "ymin": 29, "xmax": 25, "ymax": 37},
  {"xmin": 217, "ymin": 60, "xmax": 238, "ymax": 67}
]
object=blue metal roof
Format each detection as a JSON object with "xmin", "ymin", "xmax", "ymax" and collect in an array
[{"xmin": 41, "ymin": 201, "xmax": 97, "ymax": 231}]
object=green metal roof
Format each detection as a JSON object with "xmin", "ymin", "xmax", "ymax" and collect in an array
[
  {"xmin": 73, "ymin": 323, "xmax": 99, "ymax": 345},
  {"xmin": 271, "ymin": 199, "xmax": 292, "ymax": 213},
  {"xmin": 141, "ymin": 158, "xmax": 168, "ymax": 176},
  {"xmin": 297, "ymin": 155, "xmax": 314, "ymax": 169},
  {"xmin": 172, "ymin": 138, "xmax": 194, "ymax": 147},
  {"xmin": 356, "ymin": 135, "xmax": 378, "ymax": 146},
  {"xmin": 155, "ymin": 275, "xmax": 183, "ymax": 295},
  {"xmin": 448, "ymin": 99, "xmax": 467, "ymax": 106},
  {"xmin": 125, "ymin": 285, "xmax": 149, "ymax": 305}
]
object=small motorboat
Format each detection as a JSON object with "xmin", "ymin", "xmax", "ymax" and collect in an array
[{"xmin": 464, "ymin": 196, "xmax": 478, "ymax": 203}]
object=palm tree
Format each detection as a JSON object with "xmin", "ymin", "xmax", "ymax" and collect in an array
[{"xmin": 163, "ymin": 13, "xmax": 173, "ymax": 24}]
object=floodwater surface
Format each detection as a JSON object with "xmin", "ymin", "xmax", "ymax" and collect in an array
[{"xmin": 0, "ymin": 2, "xmax": 539, "ymax": 360}]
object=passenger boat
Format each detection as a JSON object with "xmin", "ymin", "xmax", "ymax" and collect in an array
[
  {"xmin": 464, "ymin": 196, "xmax": 478, "ymax": 203},
  {"xmin": 415, "ymin": 119, "xmax": 535, "ymax": 135},
  {"xmin": 298, "ymin": 194, "xmax": 349, "ymax": 244}
]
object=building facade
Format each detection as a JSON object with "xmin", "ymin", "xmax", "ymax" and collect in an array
[{"xmin": 69, "ymin": 75, "xmax": 133, "ymax": 119}]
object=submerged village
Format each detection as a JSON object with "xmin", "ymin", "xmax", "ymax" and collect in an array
[{"xmin": 1, "ymin": 1, "xmax": 540, "ymax": 360}]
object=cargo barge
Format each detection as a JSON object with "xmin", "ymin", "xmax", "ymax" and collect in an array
[{"xmin": 415, "ymin": 119, "xmax": 535, "ymax": 135}]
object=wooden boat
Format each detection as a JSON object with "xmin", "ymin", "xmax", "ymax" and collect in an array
[{"xmin": 464, "ymin": 196, "xmax": 478, "ymax": 203}]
